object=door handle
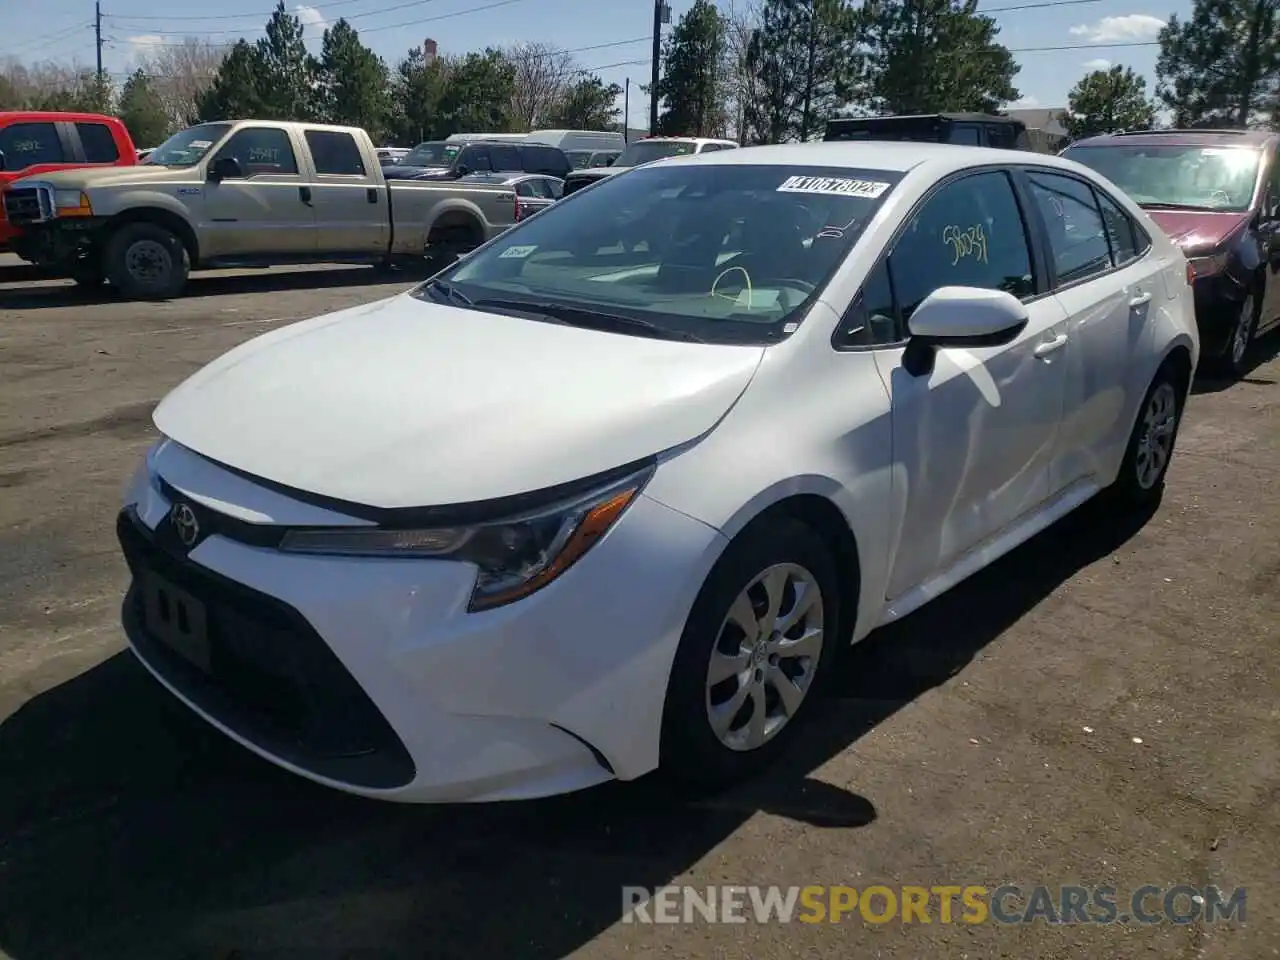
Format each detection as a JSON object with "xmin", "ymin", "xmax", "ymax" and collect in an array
[
  {"xmin": 366, "ymin": 187, "xmax": 378, "ymax": 204},
  {"xmin": 1129, "ymin": 291, "xmax": 1152, "ymax": 307},
  {"xmin": 299, "ymin": 186, "xmax": 312, "ymax": 205},
  {"xmin": 1033, "ymin": 333, "xmax": 1068, "ymax": 358}
]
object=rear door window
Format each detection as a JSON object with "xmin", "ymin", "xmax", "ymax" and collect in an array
[
  {"xmin": 522, "ymin": 145, "xmax": 570, "ymax": 176},
  {"xmin": 0, "ymin": 121, "xmax": 65, "ymax": 170},
  {"xmin": 1025, "ymin": 169, "xmax": 1112, "ymax": 285},
  {"xmin": 948, "ymin": 125, "xmax": 982, "ymax": 146},
  {"xmin": 76, "ymin": 122, "xmax": 120, "ymax": 162},
  {"xmin": 304, "ymin": 129, "xmax": 367, "ymax": 176}
]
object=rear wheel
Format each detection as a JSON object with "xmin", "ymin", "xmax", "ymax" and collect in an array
[
  {"xmin": 660, "ymin": 517, "xmax": 841, "ymax": 790},
  {"xmin": 1105, "ymin": 362, "xmax": 1185, "ymax": 509}
]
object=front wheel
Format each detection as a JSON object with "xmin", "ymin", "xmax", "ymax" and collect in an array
[
  {"xmin": 660, "ymin": 517, "xmax": 841, "ymax": 790},
  {"xmin": 104, "ymin": 222, "xmax": 190, "ymax": 300},
  {"xmin": 1214, "ymin": 291, "xmax": 1259, "ymax": 379},
  {"xmin": 1106, "ymin": 363, "xmax": 1186, "ymax": 509}
]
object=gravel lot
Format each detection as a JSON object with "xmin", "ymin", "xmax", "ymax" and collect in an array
[{"xmin": 1, "ymin": 254, "xmax": 1277, "ymax": 960}]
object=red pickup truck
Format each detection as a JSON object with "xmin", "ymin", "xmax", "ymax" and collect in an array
[{"xmin": 0, "ymin": 111, "xmax": 138, "ymax": 252}]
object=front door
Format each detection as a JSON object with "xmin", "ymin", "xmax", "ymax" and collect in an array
[
  {"xmin": 867, "ymin": 169, "xmax": 1070, "ymax": 599},
  {"xmin": 200, "ymin": 125, "xmax": 315, "ymax": 259},
  {"xmin": 1257, "ymin": 152, "xmax": 1280, "ymax": 334},
  {"xmin": 301, "ymin": 128, "xmax": 389, "ymax": 257}
]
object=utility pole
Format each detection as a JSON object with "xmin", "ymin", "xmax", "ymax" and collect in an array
[
  {"xmin": 649, "ymin": 0, "xmax": 667, "ymax": 133},
  {"xmin": 624, "ymin": 78, "xmax": 630, "ymax": 143},
  {"xmin": 94, "ymin": 1, "xmax": 104, "ymax": 80}
]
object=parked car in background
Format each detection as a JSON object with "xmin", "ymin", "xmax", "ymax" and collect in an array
[
  {"xmin": 0, "ymin": 110, "xmax": 137, "ymax": 251},
  {"xmin": 561, "ymin": 136, "xmax": 738, "ymax": 196},
  {"xmin": 825, "ymin": 113, "xmax": 1032, "ymax": 150},
  {"xmin": 457, "ymin": 172, "xmax": 562, "ymax": 220},
  {"xmin": 445, "ymin": 132, "xmax": 528, "ymax": 144},
  {"xmin": 567, "ymin": 149, "xmax": 620, "ymax": 169},
  {"xmin": 384, "ymin": 138, "xmax": 571, "ymax": 182},
  {"xmin": 115, "ymin": 142, "xmax": 1196, "ymax": 803},
  {"xmin": 4, "ymin": 120, "xmax": 523, "ymax": 298},
  {"xmin": 525, "ymin": 129, "xmax": 624, "ymax": 156},
  {"xmin": 375, "ymin": 146, "xmax": 410, "ymax": 165},
  {"xmin": 1062, "ymin": 128, "xmax": 1280, "ymax": 378}
]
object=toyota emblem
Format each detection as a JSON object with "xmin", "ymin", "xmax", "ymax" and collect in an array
[{"xmin": 170, "ymin": 502, "xmax": 200, "ymax": 547}]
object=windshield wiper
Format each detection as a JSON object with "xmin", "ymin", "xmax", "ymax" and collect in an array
[
  {"xmin": 1140, "ymin": 201, "xmax": 1224, "ymax": 211},
  {"xmin": 471, "ymin": 298, "xmax": 704, "ymax": 343},
  {"xmin": 422, "ymin": 278, "xmax": 472, "ymax": 306}
]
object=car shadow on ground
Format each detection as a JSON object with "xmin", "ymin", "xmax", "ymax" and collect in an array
[
  {"xmin": 0, "ymin": 262, "xmax": 443, "ymax": 310},
  {"xmin": 0, "ymin": 496, "xmax": 1155, "ymax": 960},
  {"xmin": 1192, "ymin": 329, "xmax": 1280, "ymax": 395}
]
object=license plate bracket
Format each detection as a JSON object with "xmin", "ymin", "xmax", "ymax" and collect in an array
[{"xmin": 141, "ymin": 571, "xmax": 211, "ymax": 673}]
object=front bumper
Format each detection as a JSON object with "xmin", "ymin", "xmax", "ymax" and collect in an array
[
  {"xmin": 10, "ymin": 217, "xmax": 106, "ymax": 270},
  {"xmin": 119, "ymin": 442, "xmax": 725, "ymax": 803}
]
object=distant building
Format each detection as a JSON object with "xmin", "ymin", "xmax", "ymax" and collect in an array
[
  {"xmin": 423, "ymin": 37, "xmax": 438, "ymax": 64},
  {"xmin": 1004, "ymin": 108, "xmax": 1070, "ymax": 152}
]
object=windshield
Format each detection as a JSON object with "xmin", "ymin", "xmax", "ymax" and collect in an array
[
  {"xmin": 416, "ymin": 163, "xmax": 901, "ymax": 345},
  {"xmin": 615, "ymin": 140, "xmax": 701, "ymax": 166},
  {"xmin": 1063, "ymin": 144, "xmax": 1262, "ymax": 212},
  {"xmin": 401, "ymin": 141, "xmax": 460, "ymax": 167},
  {"xmin": 144, "ymin": 123, "xmax": 231, "ymax": 166}
]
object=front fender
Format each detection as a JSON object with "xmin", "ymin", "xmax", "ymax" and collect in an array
[{"xmin": 88, "ymin": 188, "xmax": 192, "ymax": 221}]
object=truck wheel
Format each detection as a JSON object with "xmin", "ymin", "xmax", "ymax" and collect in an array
[{"xmin": 105, "ymin": 222, "xmax": 190, "ymax": 300}]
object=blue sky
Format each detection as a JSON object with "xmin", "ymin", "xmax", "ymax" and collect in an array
[{"xmin": 4, "ymin": 0, "xmax": 1190, "ymax": 129}]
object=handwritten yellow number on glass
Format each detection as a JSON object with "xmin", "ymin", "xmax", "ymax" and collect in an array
[{"xmin": 942, "ymin": 224, "xmax": 989, "ymax": 267}]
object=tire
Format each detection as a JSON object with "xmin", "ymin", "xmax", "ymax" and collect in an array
[
  {"xmin": 1213, "ymin": 289, "xmax": 1259, "ymax": 379},
  {"xmin": 1106, "ymin": 361, "xmax": 1186, "ymax": 509},
  {"xmin": 104, "ymin": 222, "xmax": 190, "ymax": 300},
  {"xmin": 660, "ymin": 516, "xmax": 842, "ymax": 790}
]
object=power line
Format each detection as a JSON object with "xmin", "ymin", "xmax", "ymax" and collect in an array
[
  {"xmin": 8, "ymin": 23, "xmax": 91, "ymax": 58},
  {"xmin": 106, "ymin": 0, "xmax": 488, "ymax": 34},
  {"xmin": 111, "ymin": 0, "xmax": 450, "ymax": 22}
]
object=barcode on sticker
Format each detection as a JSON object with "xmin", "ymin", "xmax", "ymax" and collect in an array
[{"xmin": 777, "ymin": 176, "xmax": 890, "ymax": 198}]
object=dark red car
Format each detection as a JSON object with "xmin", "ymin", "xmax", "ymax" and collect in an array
[{"xmin": 1062, "ymin": 129, "xmax": 1280, "ymax": 378}]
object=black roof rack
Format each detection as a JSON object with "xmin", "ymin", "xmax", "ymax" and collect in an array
[{"xmin": 1111, "ymin": 128, "xmax": 1250, "ymax": 137}]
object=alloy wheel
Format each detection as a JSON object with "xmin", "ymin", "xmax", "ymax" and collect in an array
[
  {"xmin": 1230, "ymin": 295, "xmax": 1255, "ymax": 368},
  {"xmin": 1135, "ymin": 381, "xmax": 1178, "ymax": 490},
  {"xmin": 705, "ymin": 563, "xmax": 825, "ymax": 752}
]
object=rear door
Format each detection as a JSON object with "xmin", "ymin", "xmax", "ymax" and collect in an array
[
  {"xmin": 302, "ymin": 128, "xmax": 388, "ymax": 256},
  {"xmin": 202, "ymin": 124, "xmax": 315, "ymax": 258},
  {"xmin": 1018, "ymin": 166, "xmax": 1158, "ymax": 491}
]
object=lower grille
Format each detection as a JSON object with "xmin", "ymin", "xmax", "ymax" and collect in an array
[
  {"xmin": 117, "ymin": 508, "xmax": 415, "ymax": 790},
  {"xmin": 3, "ymin": 186, "xmax": 51, "ymax": 225}
]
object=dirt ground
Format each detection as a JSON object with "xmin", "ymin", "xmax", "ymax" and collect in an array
[{"xmin": 0, "ymin": 254, "xmax": 1277, "ymax": 960}]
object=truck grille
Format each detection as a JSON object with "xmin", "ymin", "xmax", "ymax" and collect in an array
[{"xmin": 3, "ymin": 186, "xmax": 53, "ymax": 225}]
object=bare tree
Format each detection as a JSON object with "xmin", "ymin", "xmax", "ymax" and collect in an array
[
  {"xmin": 136, "ymin": 38, "xmax": 227, "ymax": 127},
  {"xmin": 505, "ymin": 41, "xmax": 577, "ymax": 130},
  {"xmin": 719, "ymin": 0, "xmax": 761, "ymax": 141}
]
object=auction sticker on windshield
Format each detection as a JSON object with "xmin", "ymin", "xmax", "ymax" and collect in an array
[
  {"xmin": 499, "ymin": 245, "xmax": 537, "ymax": 259},
  {"xmin": 777, "ymin": 175, "xmax": 891, "ymax": 198}
]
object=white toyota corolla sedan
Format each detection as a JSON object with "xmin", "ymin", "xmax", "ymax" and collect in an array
[{"xmin": 118, "ymin": 142, "xmax": 1199, "ymax": 803}]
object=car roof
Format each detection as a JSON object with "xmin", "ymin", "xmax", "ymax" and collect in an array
[
  {"xmin": 654, "ymin": 140, "xmax": 1085, "ymax": 176},
  {"xmin": 1069, "ymin": 129, "xmax": 1279, "ymax": 149}
]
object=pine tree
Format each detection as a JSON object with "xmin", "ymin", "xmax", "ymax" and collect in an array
[
  {"xmin": 655, "ymin": 0, "xmax": 728, "ymax": 136},
  {"xmin": 317, "ymin": 19, "xmax": 390, "ymax": 138},
  {"xmin": 745, "ymin": 0, "xmax": 860, "ymax": 142},
  {"xmin": 860, "ymin": 0, "xmax": 1020, "ymax": 115},
  {"xmin": 254, "ymin": 0, "xmax": 318, "ymax": 120},
  {"xmin": 1156, "ymin": 0, "xmax": 1280, "ymax": 127},
  {"xmin": 1066, "ymin": 66, "xmax": 1155, "ymax": 139},
  {"xmin": 196, "ymin": 40, "xmax": 268, "ymax": 120},
  {"xmin": 119, "ymin": 69, "xmax": 172, "ymax": 146}
]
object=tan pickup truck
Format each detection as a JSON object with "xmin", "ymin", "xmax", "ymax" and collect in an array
[{"xmin": 2, "ymin": 120, "xmax": 522, "ymax": 299}]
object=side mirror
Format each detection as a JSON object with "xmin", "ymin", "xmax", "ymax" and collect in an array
[
  {"xmin": 0, "ymin": 150, "xmax": 6, "ymax": 171},
  {"xmin": 454, "ymin": 164, "xmax": 471, "ymax": 177},
  {"xmin": 902, "ymin": 286, "xmax": 1029, "ymax": 377},
  {"xmin": 208, "ymin": 155, "xmax": 245, "ymax": 181}
]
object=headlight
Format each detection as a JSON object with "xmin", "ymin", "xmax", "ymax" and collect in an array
[
  {"xmin": 1186, "ymin": 249, "xmax": 1228, "ymax": 279},
  {"xmin": 278, "ymin": 465, "xmax": 653, "ymax": 611},
  {"xmin": 53, "ymin": 189, "xmax": 92, "ymax": 217}
]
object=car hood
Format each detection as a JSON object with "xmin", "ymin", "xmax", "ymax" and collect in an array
[
  {"xmin": 10, "ymin": 163, "xmax": 168, "ymax": 191},
  {"xmin": 1144, "ymin": 209, "xmax": 1251, "ymax": 252},
  {"xmin": 152, "ymin": 294, "xmax": 764, "ymax": 509}
]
